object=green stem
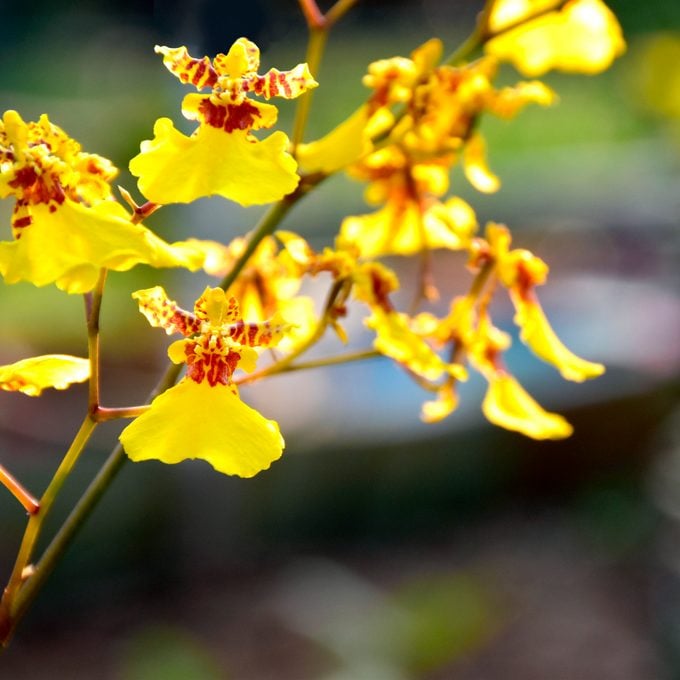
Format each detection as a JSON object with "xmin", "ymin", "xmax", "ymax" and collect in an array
[
  {"xmin": 325, "ymin": 0, "xmax": 360, "ymax": 27},
  {"xmin": 253, "ymin": 348, "xmax": 379, "ymax": 377},
  {"xmin": 291, "ymin": 27, "xmax": 328, "ymax": 152},
  {"xmin": 2, "ymin": 415, "xmax": 97, "ymax": 606},
  {"xmin": 1, "ymin": 170, "xmax": 317, "ymax": 647},
  {"xmin": 0, "ymin": 362, "xmax": 183, "ymax": 647},
  {"xmin": 218, "ymin": 198, "xmax": 296, "ymax": 293}
]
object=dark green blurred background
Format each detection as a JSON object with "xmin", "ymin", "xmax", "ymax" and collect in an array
[{"xmin": 1, "ymin": 1, "xmax": 678, "ymax": 678}]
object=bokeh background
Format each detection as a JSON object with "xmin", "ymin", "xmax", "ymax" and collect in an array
[{"xmin": 1, "ymin": 1, "xmax": 679, "ymax": 677}]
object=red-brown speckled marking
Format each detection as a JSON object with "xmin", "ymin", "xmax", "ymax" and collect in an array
[
  {"xmin": 185, "ymin": 336, "xmax": 241, "ymax": 386},
  {"xmin": 198, "ymin": 99, "xmax": 261, "ymax": 132},
  {"xmin": 226, "ymin": 321, "xmax": 277, "ymax": 347},
  {"xmin": 163, "ymin": 48, "xmax": 218, "ymax": 89}
]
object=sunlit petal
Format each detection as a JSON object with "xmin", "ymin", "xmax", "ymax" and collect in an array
[
  {"xmin": 120, "ymin": 379, "xmax": 284, "ymax": 478},
  {"xmin": 483, "ymin": 373, "xmax": 573, "ymax": 439},
  {"xmin": 0, "ymin": 355, "xmax": 89, "ymax": 396}
]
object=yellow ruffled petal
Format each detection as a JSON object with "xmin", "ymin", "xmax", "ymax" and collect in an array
[
  {"xmin": 485, "ymin": 0, "xmax": 626, "ymax": 76},
  {"xmin": 340, "ymin": 194, "xmax": 476, "ymax": 259},
  {"xmin": 463, "ymin": 133, "xmax": 500, "ymax": 194},
  {"xmin": 0, "ymin": 199, "xmax": 205, "ymax": 293},
  {"xmin": 0, "ymin": 355, "xmax": 89, "ymax": 396},
  {"xmin": 513, "ymin": 296, "xmax": 605, "ymax": 381},
  {"xmin": 129, "ymin": 118, "xmax": 299, "ymax": 206},
  {"xmin": 296, "ymin": 105, "xmax": 372, "ymax": 174},
  {"xmin": 482, "ymin": 373, "xmax": 573, "ymax": 439},
  {"xmin": 119, "ymin": 378, "xmax": 284, "ymax": 478},
  {"xmin": 423, "ymin": 197, "xmax": 478, "ymax": 250}
]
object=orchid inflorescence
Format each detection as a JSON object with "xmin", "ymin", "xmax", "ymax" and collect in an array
[{"xmin": 0, "ymin": 0, "xmax": 623, "ymax": 645}]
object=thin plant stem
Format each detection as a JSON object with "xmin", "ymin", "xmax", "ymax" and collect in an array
[
  {"xmin": 93, "ymin": 405, "xmax": 151, "ymax": 422},
  {"xmin": 219, "ymin": 198, "xmax": 295, "ymax": 293},
  {"xmin": 0, "ymin": 362, "xmax": 183, "ymax": 647},
  {"xmin": 87, "ymin": 268, "xmax": 108, "ymax": 412},
  {"xmin": 325, "ymin": 0, "xmax": 360, "ymax": 28},
  {"xmin": 237, "ymin": 279, "xmax": 347, "ymax": 385},
  {"xmin": 2, "ymin": 415, "xmax": 97, "ymax": 606},
  {"xmin": 0, "ymin": 465, "xmax": 39, "ymax": 515},
  {"xmin": 291, "ymin": 27, "xmax": 327, "ymax": 152},
  {"xmin": 292, "ymin": 0, "xmax": 359, "ymax": 152},
  {"xmin": 243, "ymin": 348, "xmax": 379, "ymax": 379}
]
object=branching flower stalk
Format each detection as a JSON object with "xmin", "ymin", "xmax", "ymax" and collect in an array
[{"xmin": 0, "ymin": 0, "xmax": 625, "ymax": 647}]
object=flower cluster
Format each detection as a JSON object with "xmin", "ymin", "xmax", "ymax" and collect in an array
[
  {"xmin": 0, "ymin": 8, "xmax": 622, "ymax": 483},
  {"xmin": 0, "ymin": 111, "xmax": 204, "ymax": 293}
]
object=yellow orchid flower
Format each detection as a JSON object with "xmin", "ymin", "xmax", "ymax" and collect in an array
[
  {"xmin": 0, "ymin": 355, "xmax": 89, "ymax": 396},
  {"xmin": 119, "ymin": 286, "xmax": 288, "ymax": 477},
  {"xmin": 195, "ymin": 234, "xmax": 318, "ymax": 351},
  {"xmin": 485, "ymin": 222, "xmax": 605, "ymax": 381},
  {"xmin": 467, "ymin": 311, "xmax": 573, "ymax": 439},
  {"xmin": 0, "ymin": 110, "xmax": 205, "ymax": 293},
  {"xmin": 485, "ymin": 0, "xmax": 626, "ymax": 76},
  {"xmin": 129, "ymin": 38, "xmax": 318, "ymax": 206}
]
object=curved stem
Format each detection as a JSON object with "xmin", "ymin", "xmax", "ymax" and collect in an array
[
  {"xmin": 271, "ymin": 348, "xmax": 379, "ymax": 375},
  {"xmin": 1, "ymin": 166, "xmax": 319, "ymax": 647},
  {"xmin": 292, "ymin": 0, "xmax": 359, "ymax": 152},
  {"xmin": 2, "ymin": 415, "xmax": 97, "ymax": 612},
  {"xmin": 0, "ymin": 362, "xmax": 183, "ymax": 647},
  {"xmin": 218, "ymin": 198, "xmax": 295, "ymax": 293},
  {"xmin": 93, "ymin": 405, "xmax": 151, "ymax": 422}
]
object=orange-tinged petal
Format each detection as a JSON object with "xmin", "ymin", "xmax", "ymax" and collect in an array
[
  {"xmin": 0, "ymin": 199, "xmax": 205, "ymax": 293},
  {"xmin": 485, "ymin": 0, "xmax": 626, "ymax": 76},
  {"xmin": 512, "ymin": 295, "xmax": 605, "ymax": 381},
  {"xmin": 340, "ymin": 194, "xmax": 476, "ymax": 259},
  {"xmin": 0, "ymin": 354, "xmax": 89, "ymax": 396},
  {"xmin": 129, "ymin": 118, "xmax": 299, "ymax": 206},
  {"xmin": 119, "ymin": 378, "xmax": 284, "ymax": 478},
  {"xmin": 155, "ymin": 45, "xmax": 218, "ymax": 89},
  {"xmin": 132, "ymin": 286, "xmax": 201, "ymax": 336},
  {"xmin": 486, "ymin": 80, "xmax": 557, "ymax": 118},
  {"xmin": 482, "ymin": 373, "xmax": 573, "ymax": 439},
  {"xmin": 463, "ymin": 133, "xmax": 500, "ymax": 194},
  {"xmin": 421, "ymin": 384, "xmax": 459, "ymax": 423},
  {"xmin": 366, "ymin": 310, "xmax": 464, "ymax": 382}
]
